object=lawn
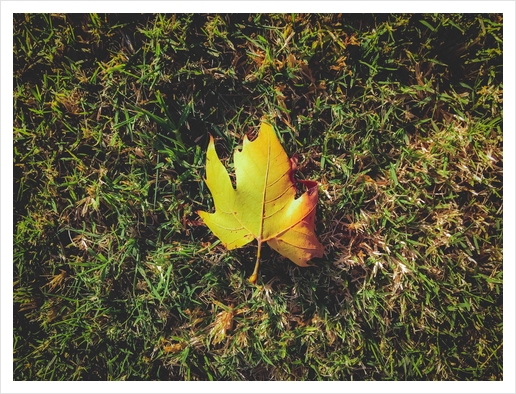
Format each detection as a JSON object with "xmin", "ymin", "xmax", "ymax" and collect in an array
[{"xmin": 13, "ymin": 13, "xmax": 503, "ymax": 380}]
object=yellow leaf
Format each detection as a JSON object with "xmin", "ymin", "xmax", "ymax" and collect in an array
[{"xmin": 198, "ymin": 122, "xmax": 324, "ymax": 283}]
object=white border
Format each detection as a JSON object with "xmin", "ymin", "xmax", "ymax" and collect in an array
[
  {"xmin": 0, "ymin": 1, "xmax": 514, "ymax": 14},
  {"xmin": 2, "ymin": 2, "xmax": 514, "ymax": 393}
]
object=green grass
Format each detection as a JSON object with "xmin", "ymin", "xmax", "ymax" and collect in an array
[{"xmin": 13, "ymin": 13, "xmax": 502, "ymax": 380}]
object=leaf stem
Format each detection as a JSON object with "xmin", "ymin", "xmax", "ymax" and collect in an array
[{"xmin": 249, "ymin": 240, "xmax": 262, "ymax": 284}]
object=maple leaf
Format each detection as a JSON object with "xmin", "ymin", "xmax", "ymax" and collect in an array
[{"xmin": 198, "ymin": 122, "xmax": 324, "ymax": 283}]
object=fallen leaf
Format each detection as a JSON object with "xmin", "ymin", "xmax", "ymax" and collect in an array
[{"xmin": 198, "ymin": 122, "xmax": 324, "ymax": 283}]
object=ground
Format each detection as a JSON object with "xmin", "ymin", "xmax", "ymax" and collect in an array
[{"xmin": 13, "ymin": 13, "xmax": 502, "ymax": 380}]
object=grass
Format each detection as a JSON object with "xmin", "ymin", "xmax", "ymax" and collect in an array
[{"xmin": 13, "ymin": 13, "xmax": 503, "ymax": 380}]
